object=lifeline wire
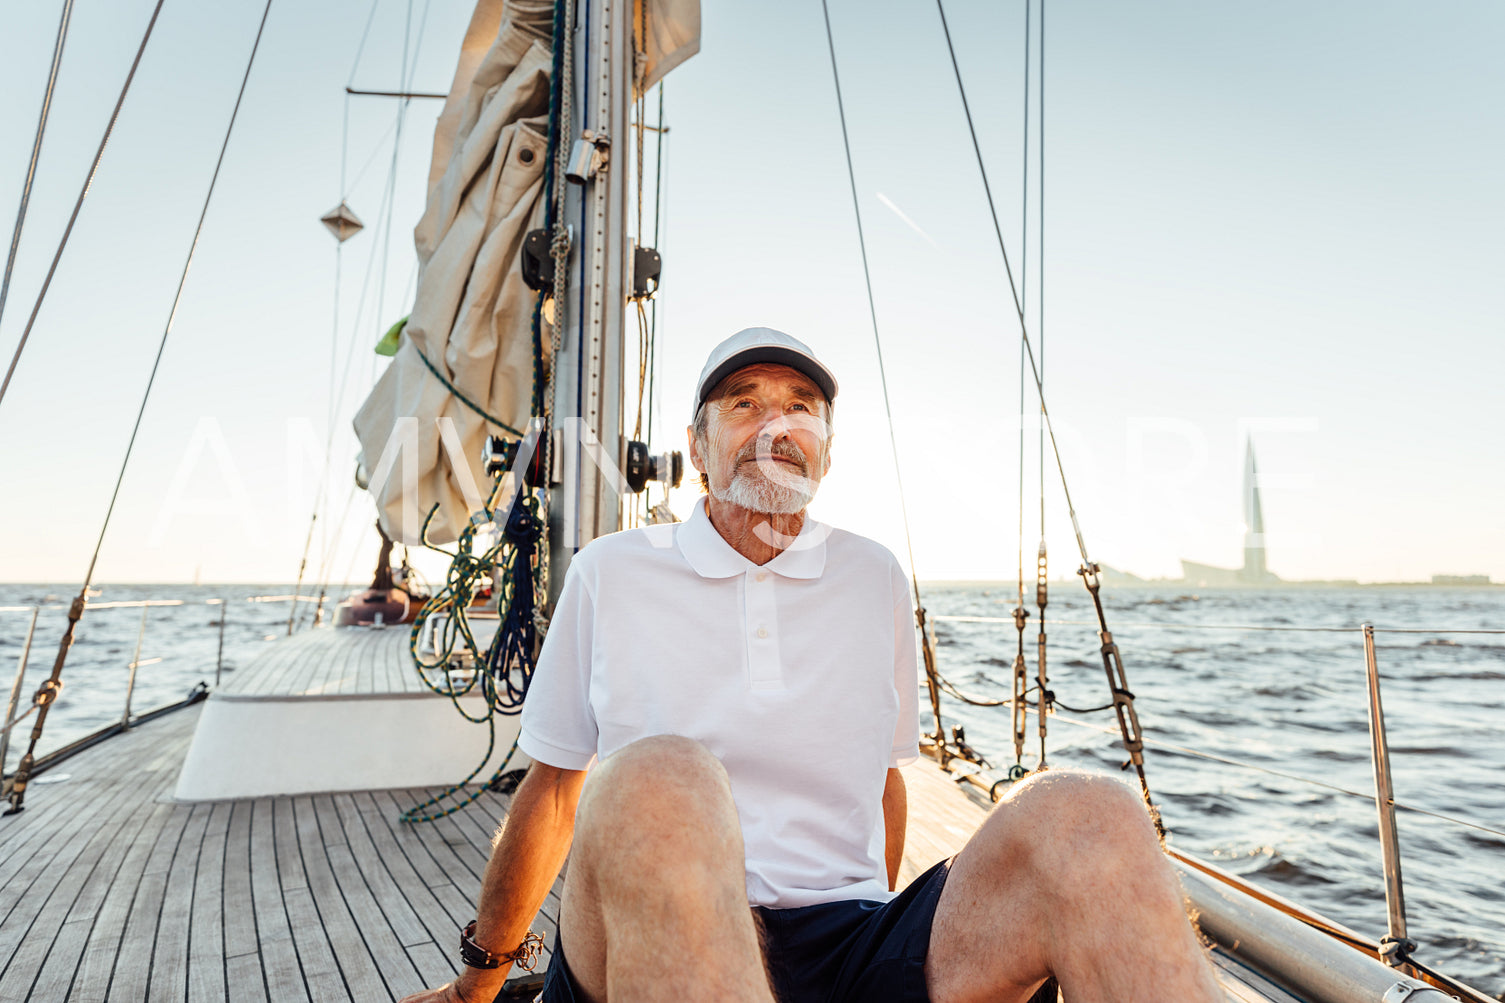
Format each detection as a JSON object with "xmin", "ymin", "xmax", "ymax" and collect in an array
[
  {"xmin": 0, "ymin": 0, "xmax": 166, "ymax": 413},
  {"xmin": 819, "ymin": 0, "xmax": 925, "ymax": 606},
  {"xmin": 1051, "ymin": 714, "xmax": 1505, "ymax": 840},
  {"xmin": 76, "ymin": 0, "xmax": 272, "ymax": 591},
  {"xmin": 0, "ymin": 0, "xmax": 74, "ymax": 342}
]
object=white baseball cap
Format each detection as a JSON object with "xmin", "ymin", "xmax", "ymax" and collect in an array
[{"xmin": 692, "ymin": 327, "xmax": 838, "ymax": 420}]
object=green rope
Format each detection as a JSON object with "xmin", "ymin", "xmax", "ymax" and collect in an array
[
  {"xmin": 401, "ymin": 493, "xmax": 542, "ymax": 822},
  {"xmin": 413, "ymin": 343, "xmax": 525, "ymax": 437}
]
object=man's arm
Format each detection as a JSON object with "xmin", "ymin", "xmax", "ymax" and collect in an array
[
  {"xmin": 883, "ymin": 767, "xmax": 907, "ymax": 891},
  {"xmin": 400, "ymin": 762, "xmax": 586, "ymax": 1003}
]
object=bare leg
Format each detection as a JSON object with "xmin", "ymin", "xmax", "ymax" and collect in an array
[
  {"xmin": 926, "ymin": 771, "xmax": 1221, "ymax": 1003},
  {"xmin": 559, "ymin": 735, "xmax": 775, "ymax": 1003}
]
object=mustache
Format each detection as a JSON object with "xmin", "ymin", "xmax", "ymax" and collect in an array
[{"xmin": 735, "ymin": 437, "xmax": 808, "ymax": 474}]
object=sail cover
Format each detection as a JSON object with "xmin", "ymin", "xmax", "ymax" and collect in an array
[{"xmin": 353, "ymin": 0, "xmax": 699, "ymax": 545}]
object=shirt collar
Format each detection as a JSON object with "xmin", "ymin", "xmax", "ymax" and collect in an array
[{"xmin": 678, "ymin": 497, "xmax": 828, "ymax": 580}]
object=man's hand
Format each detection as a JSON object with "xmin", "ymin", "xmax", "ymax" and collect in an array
[
  {"xmin": 396, "ymin": 971, "xmax": 501, "ymax": 1003},
  {"xmin": 398, "ymin": 763, "xmax": 583, "ymax": 1002}
]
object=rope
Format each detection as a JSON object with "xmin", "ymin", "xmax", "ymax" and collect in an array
[
  {"xmin": 644, "ymin": 82, "xmax": 666, "ymax": 451},
  {"xmin": 0, "ymin": 0, "xmax": 165, "ymax": 413},
  {"xmin": 0, "ymin": 0, "xmax": 73, "ymax": 342},
  {"xmin": 401, "ymin": 490, "xmax": 544, "ymax": 823},
  {"xmin": 413, "ymin": 345, "xmax": 525, "ymax": 436}
]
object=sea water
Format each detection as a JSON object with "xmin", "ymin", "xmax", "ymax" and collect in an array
[{"xmin": 1, "ymin": 583, "xmax": 1501, "ymax": 997}]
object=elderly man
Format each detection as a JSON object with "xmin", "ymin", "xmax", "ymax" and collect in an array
[{"xmin": 404, "ymin": 328, "xmax": 1221, "ymax": 1003}]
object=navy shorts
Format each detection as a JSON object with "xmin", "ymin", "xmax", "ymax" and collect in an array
[{"xmin": 540, "ymin": 858, "xmax": 950, "ymax": 1003}]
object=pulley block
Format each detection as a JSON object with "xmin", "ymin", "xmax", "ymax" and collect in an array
[{"xmin": 632, "ymin": 246, "xmax": 662, "ymax": 300}]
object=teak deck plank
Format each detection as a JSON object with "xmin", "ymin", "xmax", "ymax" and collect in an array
[
  {"xmin": 292, "ymin": 796, "xmax": 393, "ymax": 1000},
  {"xmin": 0, "ymin": 790, "xmax": 140, "ymax": 996},
  {"xmin": 347, "ymin": 792, "xmax": 460, "ymax": 947},
  {"xmin": 249, "ymin": 798, "xmax": 309, "ymax": 1003},
  {"xmin": 332, "ymin": 793, "xmax": 430, "ymax": 947},
  {"xmin": 26, "ymin": 795, "xmax": 166, "ymax": 1002},
  {"xmin": 111, "ymin": 798, "xmax": 195, "ymax": 1002},
  {"xmin": 70, "ymin": 803, "xmax": 176, "ymax": 1001},
  {"xmin": 220, "ymin": 800, "xmax": 260, "ymax": 962},
  {"xmin": 186, "ymin": 801, "xmax": 231, "ymax": 1003},
  {"xmin": 147, "ymin": 802, "xmax": 209, "ymax": 1001}
]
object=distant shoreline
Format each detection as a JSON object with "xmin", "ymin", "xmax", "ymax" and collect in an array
[{"xmin": 918, "ymin": 579, "xmax": 1501, "ymax": 590}]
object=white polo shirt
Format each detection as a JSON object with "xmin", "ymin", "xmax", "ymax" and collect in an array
[{"xmin": 518, "ymin": 497, "xmax": 921, "ymax": 909}]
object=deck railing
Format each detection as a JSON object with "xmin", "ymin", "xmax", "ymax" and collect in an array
[{"xmin": 0, "ymin": 594, "xmax": 318, "ymax": 790}]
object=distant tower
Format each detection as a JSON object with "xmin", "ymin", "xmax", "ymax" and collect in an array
[{"xmin": 1242, "ymin": 439, "xmax": 1269, "ymax": 583}]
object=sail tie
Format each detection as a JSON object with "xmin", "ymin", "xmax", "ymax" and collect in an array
[{"xmin": 412, "ymin": 344, "xmax": 526, "ymax": 437}]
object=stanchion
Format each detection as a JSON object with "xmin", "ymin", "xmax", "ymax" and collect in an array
[
  {"xmin": 1, "ymin": 608, "xmax": 40, "ymax": 775},
  {"xmin": 122, "ymin": 605, "xmax": 147, "ymax": 728},
  {"xmin": 1362, "ymin": 622, "xmax": 1414, "ymax": 966},
  {"xmin": 214, "ymin": 597, "xmax": 227, "ymax": 686}
]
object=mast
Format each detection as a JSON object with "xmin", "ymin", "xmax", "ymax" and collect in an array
[{"xmin": 549, "ymin": 0, "xmax": 633, "ymax": 603}]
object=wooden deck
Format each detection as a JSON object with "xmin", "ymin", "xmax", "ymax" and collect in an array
[
  {"xmin": 219, "ymin": 626, "xmax": 431, "ymax": 698},
  {"xmin": 0, "ymin": 699, "xmax": 1288, "ymax": 1001}
]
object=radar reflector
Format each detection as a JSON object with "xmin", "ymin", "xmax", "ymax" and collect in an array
[{"xmin": 320, "ymin": 201, "xmax": 364, "ymax": 242}]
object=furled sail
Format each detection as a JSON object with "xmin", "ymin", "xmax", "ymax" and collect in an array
[
  {"xmin": 353, "ymin": 0, "xmax": 554, "ymax": 545},
  {"xmin": 637, "ymin": 0, "xmax": 700, "ymax": 94},
  {"xmin": 353, "ymin": 0, "xmax": 699, "ymax": 545}
]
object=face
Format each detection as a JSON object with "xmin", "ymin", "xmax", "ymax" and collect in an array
[{"xmin": 688, "ymin": 363, "xmax": 832, "ymax": 515}]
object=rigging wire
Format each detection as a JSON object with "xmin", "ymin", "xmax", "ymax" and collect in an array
[
  {"xmin": 297, "ymin": 0, "xmax": 435, "ymax": 622},
  {"xmin": 1038, "ymin": 0, "xmax": 1047, "ymax": 540},
  {"xmin": 0, "ymin": 0, "xmax": 74, "ymax": 345},
  {"xmin": 4, "ymin": 0, "xmax": 275, "ymax": 813},
  {"xmin": 934, "ymin": 0, "xmax": 1158, "ymax": 822},
  {"xmin": 1017, "ymin": 0, "xmax": 1030, "ymax": 614},
  {"xmin": 0, "ymin": 0, "xmax": 166, "ymax": 414},
  {"xmin": 932, "ymin": 0, "xmax": 1091, "ymax": 571},
  {"xmin": 1010, "ymin": 0, "xmax": 1033, "ymax": 771},
  {"xmin": 817, "ymin": 0, "xmax": 924, "ymax": 608},
  {"xmin": 373, "ymin": 0, "xmax": 417, "ymax": 377},
  {"xmin": 821, "ymin": 0, "xmax": 954, "ymax": 764}
]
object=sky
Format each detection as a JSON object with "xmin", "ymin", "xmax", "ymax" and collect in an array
[{"xmin": 0, "ymin": 0, "xmax": 1502, "ymax": 586}]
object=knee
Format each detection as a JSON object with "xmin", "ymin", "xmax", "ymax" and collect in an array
[
  {"xmin": 574, "ymin": 736, "xmax": 738, "ymax": 863},
  {"xmin": 982, "ymin": 771, "xmax": 1161, "ymax": 879}
]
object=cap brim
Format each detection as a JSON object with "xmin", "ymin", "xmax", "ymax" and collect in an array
[{"xmin": 697, "ymin": 347, "xmax": 838, "ymax": 412}]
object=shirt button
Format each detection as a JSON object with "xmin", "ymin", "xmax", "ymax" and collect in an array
[
  {"xmin": 755, "ymin": 572, "xmax": 769, "ymax": 583},
  {"xmin": 756, "ymin": 626, "xmax": 768, "ymax": 639}
]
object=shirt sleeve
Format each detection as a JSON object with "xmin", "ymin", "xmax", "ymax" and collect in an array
[
  {"xmin": 518, "ymin": 558, "xmax": 599, "ymax": 770},
  {"xmin": 889, "ymin": 562, "xmax": 922, "ymax": 768}
]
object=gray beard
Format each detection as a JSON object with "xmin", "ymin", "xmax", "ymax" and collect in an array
[{"xmin": 713, "ymin": 463, "xmax": 816, "ymax": 515}]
